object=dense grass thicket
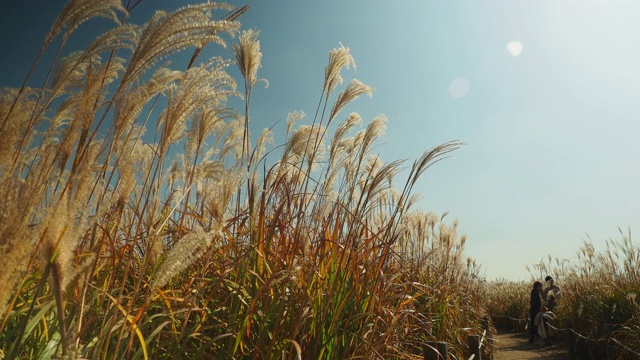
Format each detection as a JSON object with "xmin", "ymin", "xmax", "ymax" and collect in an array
[
  {"xmin": 0, "ymin": 2, "xmax": 489, "ymax": 359},
  {"xmin": 485, "ymin": 231, "xmax": 640, "ymax": 359}
]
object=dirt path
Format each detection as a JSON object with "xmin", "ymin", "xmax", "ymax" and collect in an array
[{"xmin": 492, "ymin": 331, "xmax": 569, "ymax": 360}]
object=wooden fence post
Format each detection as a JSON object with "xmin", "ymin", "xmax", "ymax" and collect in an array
[
  {"xmin": 424, "ymin": 341, "xmax": 448, "ymax": 360},
  {"xmin": 604, "ymin": 323, "xmax": 613, "ymax": 360},
  {"xmin": 566, "ymin": 319, "xmax": 576, "ymax": 360},
  {"xmin": 467, "ymin": 335, "xmax": 481, "ymax": 360}
]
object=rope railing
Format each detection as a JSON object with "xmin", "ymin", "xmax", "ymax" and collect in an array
[
  {"xmin": 490, "ymin": 314, "xmax": 527, "ymax": 322},
  {"xmin": 545, "ymin": 321, "xmax": 567, "ymax": 333},
  {"xmin": 569, "ymin": 327, "xmax": 588, "ymax": 341},
  {"xmin": 423, "ymin": 314, "xmax": 639, "ymax": 360},
  {"xmin": 611, "ymin": 338, "xmax": 640, "ymax": 358},
  {"xmin": 490, "ymin": 313, "xmax": 639, "ymax": 360}
]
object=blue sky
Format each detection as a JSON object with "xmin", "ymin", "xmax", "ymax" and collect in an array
[{"xmin": 2, "ymin": 0, "xmax": 639, "ymax": 280}]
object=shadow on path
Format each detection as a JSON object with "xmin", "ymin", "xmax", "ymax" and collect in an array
[{"xmin": 493, "ymin": 330, "xmax": 569, "ymax": 360}]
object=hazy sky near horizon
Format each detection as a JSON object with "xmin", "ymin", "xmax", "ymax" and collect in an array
[{"xmin": 1, "ymin": 0, "xmax": 639, "ymax": 281}]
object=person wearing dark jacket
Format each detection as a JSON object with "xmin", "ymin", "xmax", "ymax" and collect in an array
[{"xmin": 529, "ymin": 281, "xmax": 543, "ymax": 343}]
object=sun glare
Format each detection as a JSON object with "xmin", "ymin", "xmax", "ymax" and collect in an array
[
  {"xmin": 449, "ymin": 77, "xmax": 471, "ymax": 98},
  {"xmin": 506, "ymin": 40, "xmax": 523, "ymax": 57}
]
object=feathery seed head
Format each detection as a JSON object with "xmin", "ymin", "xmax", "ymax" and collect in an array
[
  {"xmin": 158, "ymin": 60, "xmax": 236, "ymax": 154},
  {"xmin": 46, "ymin": 0, "xmax": 125, "ymax": 47},
  {"xmin": 0, "ymin": 88, "xmax": 39, "ymax": 171},
  {"xmin": 221, "ymin": 116, "xmax": 245, "ymax": 159},
  {"xmin": 0, "ymin": 212, "xmax": 31, "ymax": 315},
  {"xmin": 204, "ymin": 169, "xmax": 242, "ymax": 223},
  {"xmin": 115, "ymin": 67, "xmax": 181, "ymax": 135},
  {"xmin": 286, "ymin": 111, "xmax": 306, "ymax": 135},
  {"xmin": 329, "ymin": 79, "xmax": 373, "ymax": 121},
  {"xmin": 336, "ymin": 137, "xmax": 356, "ymax": 156},
  {"xmin": 364, "ymin": 156, "xmax": 383, "ymax": 177},
  {"xmin": 196, "ymin": 160, "xmax": 225, "ymax": 182},
  {"xmin": 38, "ymin": 196, "xmax": 96, "ymax": 292},
  {"xmin": 360, "ymin": 115, "xmax": 387, "ymax": 156},
  {"xmin": 334, "ymin": 113, "xmax": 362, "ymax": 141},
  {"xmin": 253, "ymin": 128, "xmax": 274, "ymax": 161},
  {"xmin": 153, "ymin": 227, "xmax": 222, "ymax": 290},
  {"xmin": 122, "ymin": 4, "xmax": 239, "ymax": 88},
  {"xmin": 275, "ymin": 160, "xmax": 305, "ymax": 185},
  {"xmin": 324, "ymin": 44, "xmax": 355, "ymax": 95},
  {"xmin": 114, "ymin": 137, "xmax": 150, "ymax": 207},
  {"xmin": 233, "ymin": 29, "xmax": 263, "ymax": 89},
  {"xmin": 285, "ymin": 124, "xmax": 326, "ymax": 168},
  {"xmin": 85, "ymin": 23, "xmax": 140, "ymax": 58}
]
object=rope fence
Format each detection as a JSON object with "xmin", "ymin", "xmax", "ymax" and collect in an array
[
  {"xmin": 545, "ymin": 321, "xmax": 568, "ymax": 333},
  {"xmin": 490, "ymin": 313, "xmax": 640, "ymax": 360},
  {"xmin": 490, "ymin": 314, "xmax": 527, "ymax": 322},
  {"xmin": 422, "ymin": 314, "xmax": 639, "ymax": 360},
  {"xmin": 611, "ymin": 338, "xmax": 640, "ymax": 358},
  {"xmin": 539, "ymin": 320, "xmax": 599, "ymax": 342},
  {"xmin": 424, "ymin": 317, "xmax": 490, "ymax": 360}
]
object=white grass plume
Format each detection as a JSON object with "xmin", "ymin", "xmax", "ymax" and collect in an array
[
  {"xmin": 0, "ymin": 88, "xmax": 38, "ymax": 173},
  {"xmin": 121, "ymin": 3, "xmax": 239, "ymax": 89},
  {"xmin": 324, "ymin": 44, "xmax": 355, "ymax": 96},
  {"xmin": 157, "ymin": 59, "xmax": 236, "ymax": 154},
  {"xmin": 153, "ymin": 227, "xmax": 222, "ymax": 290},
  {"xmin": 285, "ymin": 124, "xmax": 326, "ymax": 168},
  {"xmin": 329, "ymin": 79, "xmax": 373, "ymax": 122},
  {"xmin": 252, "ymin": 128, "xmax": 274, "ymax": 162},
  {"xmin": 45, "ymin": 0, "xmax": 124, "ymax": 48},
  {"xmin": 233, "ymin": 29, "xmax": 264, "ymax": 90},
  {"xmin": 286, "ymin": 111, "xmax": 305, "ymax": 136},
  {"xmin": 0, "ymin": 181, "xmax": 35, "ymax": 315},
  {"xmin": 114, "ymin": 67, "xmax": 182, "ymax": 136},
  {"xmin": 203, "ymin": 169, "xmax": 242, "ymax": 224}
]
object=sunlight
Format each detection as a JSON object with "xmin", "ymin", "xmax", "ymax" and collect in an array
[{"xmin": 506, "ymin": 40, "xmax": 523, "ymax": 57}]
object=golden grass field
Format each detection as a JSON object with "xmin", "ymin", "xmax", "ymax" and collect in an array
[{"xmin": 0, "ymin": 2, "xmax": 638, "ymax": 359}]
